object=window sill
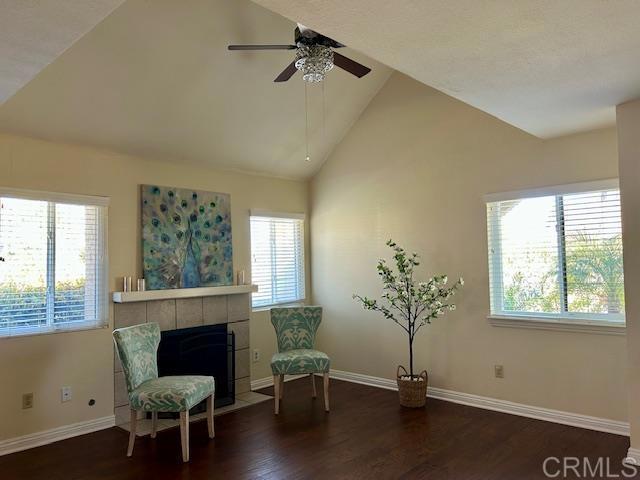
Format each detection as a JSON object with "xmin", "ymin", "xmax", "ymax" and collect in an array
[
  {"xmin": 0, "ymin": 322, "xmax": 109, "ymax": 340},
  {"xmin": 487, "ymin": 315, "xmax": 625, "ymax": 336},
  {"xmin": 252, "ymin": 300, "xmax": 306, "ymax": 313}
]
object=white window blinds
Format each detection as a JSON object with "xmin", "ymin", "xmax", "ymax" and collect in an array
[
  {"xmin": 486, "ymin": 182, "xmax": 624, "ymax": 323},
  {"xmin": 0, "ymin": 189, "xmax": 108, "ymax": 336},
  {"xmin": 250, "ymin": 213, "xmax": 305, "ymax": 309}
]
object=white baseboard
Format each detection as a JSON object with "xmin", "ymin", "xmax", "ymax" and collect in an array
[
  {"xmin": 329, "ymin": 369, "xmax": 397, "ymax": 391},
  {"xmin": 328, "ymin": 369, "xmax": 629, "ymax": 436},
  {"xmin": 625, "ymin": 448, "xmax": 640, "ymax": 465},
  {"xmin": 0, "ymin": 415, "xmax": 115, "ymax": 456},
  {"xmin": 4, "ymin": 370, "xmax": 627, "ymax": 457},
  {"xmin": 251, "ymin": 374, "xmax": 307, "ymax": 390}
]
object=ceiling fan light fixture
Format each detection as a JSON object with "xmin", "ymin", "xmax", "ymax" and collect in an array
[{"xmin": 295, "ymin": 44, "xmax": 334, "ymax": 83}]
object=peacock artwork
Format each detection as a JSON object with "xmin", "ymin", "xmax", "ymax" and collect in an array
[{"xmin": 141, "ymin": 185, "xmax": 233, "ymax": 290}]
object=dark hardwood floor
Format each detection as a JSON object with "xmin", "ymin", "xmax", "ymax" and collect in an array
[{"xmin": 0, "ymin": 378, "xmax": 631, "ymax": 479}]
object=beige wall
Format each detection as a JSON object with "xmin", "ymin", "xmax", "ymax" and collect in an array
[
  {"xmin": 311, "ymin": 73, "xmax": 627, "ymax": 421},
  {"xmin": 0, "ymin": 133, "xmax": 308, "ymax": 441},
  {"xmin": 617, "ymin": 99, "xmax": 640, "ymax": 448}
]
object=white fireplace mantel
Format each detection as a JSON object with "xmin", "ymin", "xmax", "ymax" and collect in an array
[{"xmin": 112, "ymin": 284, "xmax": 258, "ymax": 303}]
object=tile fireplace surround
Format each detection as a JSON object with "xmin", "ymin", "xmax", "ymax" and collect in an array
[{"xmin": 113, "ymin": 293, "xmax": 251, "ymax": 426}]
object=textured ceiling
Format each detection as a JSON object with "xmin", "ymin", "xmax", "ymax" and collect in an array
[
  {"xmin": 0, "ymin": 0, "xmax": 391, "ymax": 179},
  {"xmin": 253, "ymin": 0, "xmax": 640, "ymax": 138},
  {"xmin": 0, "ymin": 0, "xmax": 125, "ymax": 103}
]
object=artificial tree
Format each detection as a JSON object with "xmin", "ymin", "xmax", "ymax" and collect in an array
[{"xmin": 354, "ymin": 240, "xmax": 463, "ymax": 379}]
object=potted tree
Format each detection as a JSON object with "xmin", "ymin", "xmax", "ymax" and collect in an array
[{"xmin": 354, "ymin": 240, "xmax": 463, "ymax": 408}]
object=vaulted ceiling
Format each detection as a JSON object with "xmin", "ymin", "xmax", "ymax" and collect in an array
[
  {"xmin": 254, "ymin": 0, "xmax": 640, "ymax": 138},
  {"xmin": 0, "ymin": 0, "xmax": 126, "ymax": 103},
  {"xmin": 0, "ymin": 0, "xmax": 391, "ymax": 179},
  {"xmin": 2, "ymin": 1, "xmax": 639, "ymax": 179}
]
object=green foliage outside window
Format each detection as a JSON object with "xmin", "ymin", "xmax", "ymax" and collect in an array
[{"xmin": 502, "ymin": 233, "xmax": 624, "ymax": 315}]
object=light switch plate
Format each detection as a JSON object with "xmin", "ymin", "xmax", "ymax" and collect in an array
[
  {"xmin": 61, "ymin": 386, "xmax": 72, "ymax": 402},
  {"xmin": 22, "ymin": 393, "xmax": 34, "ymax": 409}
]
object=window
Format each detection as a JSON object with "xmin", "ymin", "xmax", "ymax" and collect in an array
[
  {"xmin": 0, "ymin": 189, "xmax": 108, "ymax": 336},
  {"xmin": 486, "ymin": 180, "xmax": 624, "ymax": 325},
  {"xmin": 250, "ymin": 212, "xmax": 305, "ymax": 309}
]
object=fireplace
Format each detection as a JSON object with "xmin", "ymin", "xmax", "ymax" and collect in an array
[
  {"xmin": 156, "ymin": 324, "xmax": 235, "ymax": 416},
  {"xmin": 113, "ymin": 293, "xmax": 251, "ymax": 427}
]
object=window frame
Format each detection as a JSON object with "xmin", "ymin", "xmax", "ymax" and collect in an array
[
  {"xmin": 0, "ymin": 187, "xmax": 109, "ymax": 338},
  {"xmin": 249, "ymin": 210, "xmax": 306, "ymax": 310},
  {"xmin": 484, "ymin": 179, "xmax": 625, "ymax": 334}
]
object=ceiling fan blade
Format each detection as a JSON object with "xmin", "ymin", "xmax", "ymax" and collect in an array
[
  {"xmin": 274, "ymin": 61, "xmax": 298, "ymax": 82},
  {"xmin": 332, "ymin": 52, "xmax": 371, "ymax": 78},
  {"xmin": 228, "ymin": 44, "xmax": 296, "ymax": 51}
]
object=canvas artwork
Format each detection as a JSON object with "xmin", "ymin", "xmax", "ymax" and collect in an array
[{"xmin": 141, "ymin": 185, "xmax": 233, "ymax": 290}]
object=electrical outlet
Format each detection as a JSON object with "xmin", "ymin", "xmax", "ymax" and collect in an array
[
  {"xmin": 22, "ymin": 393, "xmax": 34, "ymax": 409},
  {"xmin": 252, "ymin": 349, "xmax": 260, "ymax": 363},
  {"xmin": 61, "ymin": 386, "xmax": 72, "ymax": 403},
  {"xmin": 494, "ymin": 365, "xmax": 504, "ymax": 378}
]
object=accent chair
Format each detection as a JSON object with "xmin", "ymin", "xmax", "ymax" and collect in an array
[
  {"xmin": 270, "ymin": 306, "xmax": 330, "ymax": 414},
  {"xmin": 113, "ymin": 322, "xmax": 215, "ymax": 462}
]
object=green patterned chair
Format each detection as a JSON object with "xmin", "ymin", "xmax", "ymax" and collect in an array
[
  {"xmin": 113, "ymin": 323, "xmax": 215, "ymax": 462},
  {"xmin": 270, "ymin": 306, "xmax": 330, "ymax": 414}
]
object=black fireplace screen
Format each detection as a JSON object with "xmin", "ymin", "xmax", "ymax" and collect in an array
[{"xmin": 156, "ymin": 324, "xmax": 235, "ymax": 416}]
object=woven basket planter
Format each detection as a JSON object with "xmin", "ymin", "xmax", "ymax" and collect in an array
[{"xmin": 397, "ymin": 365, "xmax": 428, "ymax": 408}]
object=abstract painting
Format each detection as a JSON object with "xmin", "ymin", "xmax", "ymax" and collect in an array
[{"xmin": 141, "ymin": 185, "xmax": 233, "ymax": 290}]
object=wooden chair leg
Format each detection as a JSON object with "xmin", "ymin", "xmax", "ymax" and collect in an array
[
  {"xmin": 150, "ymin": 411, "xmax": 158, "ymax": 439},
  {"xmin": 279, "ymin": 374, "xmax": 284, "ymax": 399},
  {"xmin": 180, "ymin": 410, "xmax": 190, "ymax": 462},
  {"xmin": 127, "ymin": 408, "xmax": 137, "ymax": 457},
  {"xmin": 273, "ymin": 375, "xmax": 280, "ymax": 414},
  {"xmin": 323, "ymin": 373, "xmax": 330, "ymax": 412},
  {"xmin": 310, "ymin": 373, "xmax": 317, "ymax": 398},
  {"xmin": 206, "ymin": 394, "xmax": 215, "ymax": 439}
]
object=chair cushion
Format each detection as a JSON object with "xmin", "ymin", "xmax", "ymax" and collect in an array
[
  {"xmin": 271, "ymin": 349, "xmax": 330, "ymax": 375},
  {"xmin": 129, "ymin": 375, "xmax": 215, "ymax": 412}
]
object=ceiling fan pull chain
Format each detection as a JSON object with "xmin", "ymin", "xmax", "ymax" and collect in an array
[
  {"xmin": 322, "ymin": 80, "xmax": 326, "ymax": 150},
  {"xmin": 305, "ymin": 82, "xmax": 310, "ymax": 162}
]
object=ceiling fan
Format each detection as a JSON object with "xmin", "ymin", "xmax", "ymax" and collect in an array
[{"xmin": 228, "ymin": 24, "xmax": 371, "ymax": 83}]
